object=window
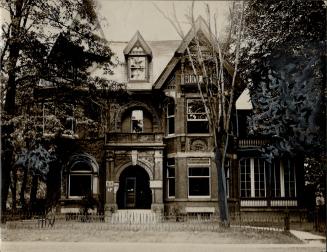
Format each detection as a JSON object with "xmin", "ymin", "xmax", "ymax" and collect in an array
[
  {"xmin": 187, "ymin": 99, "xmax": 209, "ymax": 133},
  {"xmin": 69, "ymin": 163, "xmax": 93, "ymax": 197},
  {"xmin": 240, "ymin": 158, "xmax": 266, "ymax": 198},
  {"xmin": 272, "ymin": 160, "xmax": 296, "ymax": 198},
  {"xmin": 284, "ymin": 160, "xmax": 296, "ymax": 197},
  {"xmin": 271, "ymin": 161, "xmax": 281, "ymax": 197},
  {"xmin": 166, "ymin": 158, "xmax": 175, "ymax": 198},
  {"xmin": 131, "ymin": 110, "xmax": 143, "ymax": 133},
  {"xmin": 128, "ymin": 56, "xmax": 147, "ymax": 81},
  {"xmin": 240, "ymin": 159, "xmax": 251, "ymax": 197},
  {"xmin": 188, "ymin": 159, "xmax": 210, "ymax": 197},
  {"xmin": 166, "ymin": 103, "xmax": 175, "ymax": 135}
]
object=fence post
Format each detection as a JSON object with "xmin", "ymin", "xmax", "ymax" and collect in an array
[{"xmin": 284, "ymin": 209, "xmax": 290, "ymax": 231}]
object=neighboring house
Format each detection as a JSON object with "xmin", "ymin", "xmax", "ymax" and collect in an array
[{"xmin": 35, "ymin": 17, "xmax": 304, "ymax": 219}]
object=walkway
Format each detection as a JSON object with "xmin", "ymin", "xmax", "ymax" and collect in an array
[{"xmin": 1, "ymin": 241, "xmax": 326, "ymax": 252}]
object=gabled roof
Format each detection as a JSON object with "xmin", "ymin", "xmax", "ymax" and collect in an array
[
  {"xmin": 175, "ymin": 16, "xmax": 214, "ymax": 54},
  {"xmin": 92, "ymin": 40, "xmax": 180, "ymax": 87},
  {"xmin": 123, "ymin": 31, "xmax": 153, "ymax": 57},
  {"xmin": 153, "ymin": 16, "xmax": 241, "ymax": 91}
]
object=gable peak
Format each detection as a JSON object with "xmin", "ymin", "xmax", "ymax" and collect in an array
[{"xmin": 123, "ymin": 31, "xmax": 152, "ymax": 57}]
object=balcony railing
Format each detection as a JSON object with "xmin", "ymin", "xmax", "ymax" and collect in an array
[
  {"xmin": 240, "ymin": 198, "xmax": 298, "ymax": 208},
  {"xmin": 238, "ymin": 138, "xmax": 270, "ymax": 148},
  {"xmin": 106, "ymin": 133, "xmax": 164, "ymax": 145}
]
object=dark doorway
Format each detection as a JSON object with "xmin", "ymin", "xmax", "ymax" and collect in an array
[{"xmin": 117, "ymin": 166, "xmax": 152, "ymax": 209}]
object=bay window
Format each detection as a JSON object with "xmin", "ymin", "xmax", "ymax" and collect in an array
[{"xmin": 187, "ymin": 99, "xmax": 209, "ymax": 133}]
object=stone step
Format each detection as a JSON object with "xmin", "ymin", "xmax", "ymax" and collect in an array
[{"xmin": 110, "ymin": 210, "xmax": 160, "ymax": 224}]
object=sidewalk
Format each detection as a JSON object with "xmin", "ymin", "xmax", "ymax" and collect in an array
[
  {"xmin": 1, "ymin": 241, "xmax": 326, "ymax": 252},
  {"xmin": 290, "ymin": 229, "xmax": 326, "ymax": 244}
]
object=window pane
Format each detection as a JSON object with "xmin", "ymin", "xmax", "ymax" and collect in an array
[
  {"xmin": 272, "ymin": 161, "xmax": 281, "ymax": 197},
  {"xmin": 168, "ymin": 178, "xmax": 175, "ymax": 197},
  {"xmin": 131, "ymin": 110, "xmax": 143, "ymax": 133},
  {"xmin": 70, "ymin": 175, "xmax": 92, "ymax": 197},
  {"xmin": 189, "ymin": 178, "xmax": 210, "ymax": 196},
  {"xmin": 130, "ymin": 68, "xmax": 145, "ymax": 80},
  {"xmin": 129, "ymin": 57, "xmax": 145, "ymax": 68},
  {"xmin": 284, "ymin": 161, "xmax": 296, "ymax": 197},
  {"xmin": 254, "ymin": 159, "xmax": 266, "ymax": 197},
  {"xmin": 168, "ymin": 117, "xmax": 175, "ymax": 134},
  {"xmin": 187, "ymin": 121, "xmax": 209, "ymax": 133},
  {"xmin": 71, "ymin": 163, "xmax": 92, "ymax": 172},
  {"xmin": 240, "ymin": 159, "xmax": 251, "ymax": 198},
  {"xmin": 189, "ymin": 167, "xmax": 209, "ymax": 176},
  {"xmin": 167, "ymin": 103, "xmax": 174, "ymax": 116},
  {"xmin": 167, "ymin": 167, "xmax": 175, "ymax": 177},
  {"xmin": 129, "ymin": 57, "xmax": 146, "ymax": 80}
]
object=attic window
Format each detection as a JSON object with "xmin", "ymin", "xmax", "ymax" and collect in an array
[{"xmin": 128, "ymin": 56, "xmax": 147, "ymax": 81}]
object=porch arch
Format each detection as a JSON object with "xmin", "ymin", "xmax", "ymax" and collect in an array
[{"xmin": 115, "ymin": 160, "xmax": 154, "ymax": 182}]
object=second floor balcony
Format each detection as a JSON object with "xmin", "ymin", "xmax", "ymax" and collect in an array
[
  {"xmin": 238, "ymin": 138, "xmax": 271, "ymax": 148},
  {"xmin": 105, "ymin": 132, "xmax": 164, "ymax": 149}
]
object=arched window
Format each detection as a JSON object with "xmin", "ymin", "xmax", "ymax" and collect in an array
[
  {"xmin": 69, "ymin": 163, "xmax": 93, "ymax": 197},
  {"xmin": 67, "ymin": 154, "xmax": 99, "ymax": 198}
]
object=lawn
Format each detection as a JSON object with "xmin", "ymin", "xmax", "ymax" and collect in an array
[{"xmin": 1, "ymin": 224, "xmax": 301, "ymax": 244}]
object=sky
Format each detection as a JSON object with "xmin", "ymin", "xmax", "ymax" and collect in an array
[{"xmin": 95, "ymin": 1, "xmax": 232, "ymax": 41}]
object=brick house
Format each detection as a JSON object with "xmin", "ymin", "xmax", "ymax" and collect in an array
[{"xmin": 36, "ymin": 17, "xmax": 304, "ymax": 219}]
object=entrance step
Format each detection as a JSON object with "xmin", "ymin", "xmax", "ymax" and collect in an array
[{"xmin": 110, "ymin": 210, "xmax": 160, "ymax": 224}]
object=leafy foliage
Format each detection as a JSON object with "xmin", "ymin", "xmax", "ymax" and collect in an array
[
  {"xmin": 15, "ymin": 145, "xmax": 56, "ymax": 181},
  {"xmin": 238, "ymin": 0, "xmax": 326, "ymax": 160},
  {"xmin": 0, "ymin": 0, "xmax": 116, "ymax": 211}
]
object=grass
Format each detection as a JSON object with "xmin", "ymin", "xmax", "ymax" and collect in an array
[{"xmin": 1, "ymin": 223, "xmax": 301, "ymax": 244}]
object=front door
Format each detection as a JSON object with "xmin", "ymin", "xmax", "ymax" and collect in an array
[
  {"xmin": 117, "ymin": 166, "xmax": 152, "ymax": 209},
  {"xmin": 125, "ymin": 177, "xmax": 136, "ymax": 208}
]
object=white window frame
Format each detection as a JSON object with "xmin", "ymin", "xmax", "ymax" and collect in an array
[
  {"xmin": 166, "ymin": 158, "xmax": 175, "ymax": 198},
  {"xmin": 280, "ymin": 160, "xmax": 297, "ymax": 197},
  {"xmin": 240, "ymin": 158, "xmax": 266, "ymax": 198},
  {"xmin": 188, "ymin": 159, "xmax": 211, "ymax": 199},
  {"xmin": 128, "ymin": 56, "xmax": 147, "ymax": 82},
  {"xmin": 166, "ymin": 103, "xmax": 175, "ymax": 136}
]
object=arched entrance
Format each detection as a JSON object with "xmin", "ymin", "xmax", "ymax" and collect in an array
[{"xmin": 116, "ymin": 166, "xmax": 152, "ymax": 209}]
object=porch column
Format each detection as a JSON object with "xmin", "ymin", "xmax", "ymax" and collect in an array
[
  {"xmin": 105, "ymin": 151, "xmax": 117, "ymax": 221},
  {"xmin": 151, "ymin": 150, "xmax": 164, "ymax": 213}
]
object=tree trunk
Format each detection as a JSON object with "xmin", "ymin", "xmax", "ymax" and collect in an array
[
  {"xmin": 215, "ymin": 135, "xmax": 229, "ymax": 225},
  {"xmin": 4, "ymin": 44, "xmax": 20, "ymax": 115},
  {"xmin": 29, "ymin": 176, "xmax": 39, "ymax": 211},
  {"xmin": 20, "ymin": 169, "xmax": 28, "ymax": 210},
  {"xmin": 1, "ymin": 149, "xmax": 13, "ymax": 212},
  {"xmin": 10, "ymin": 168, "xmax": 17, "ymax": 211}
]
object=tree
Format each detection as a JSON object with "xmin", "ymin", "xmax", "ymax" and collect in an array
[
  {"xmin": 237, "ymin": 0, "xmax": 326, "ymax": 200},
  {"xmin": 155, "ymin": 2, "xmax": 245, "ymax": 225},
  {"xmin": 0, "ymin": 0, "xmax": 114, "ymax": 212},
  {"xmin": 15, "ymin": 144, "xmax": 56, "ymax": 210}
]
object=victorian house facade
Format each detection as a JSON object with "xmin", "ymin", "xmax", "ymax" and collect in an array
[{"xmin": 35, "ymin": 17, "xmax": 303, "ymax": 220}]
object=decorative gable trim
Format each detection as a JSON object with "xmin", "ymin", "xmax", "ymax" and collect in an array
[
  {"xmin": 175, "ymin": 16, "xmax": 214, "ymax": 55},
  {"xmin": 123, "ymin": 31, "xmax": 152, "ymax": 58},
  {"xmin": 154, "ymin": 16, "xmax": 243, "ymax": 92}
]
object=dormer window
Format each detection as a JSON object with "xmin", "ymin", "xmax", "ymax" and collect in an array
[
  {"xmin": 128, "ymin": 56, "xmax": 146, "ymax": 81},
  {"xmin": 124, "ymin": 31, "xmax": 152, "ymax": 83}
]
